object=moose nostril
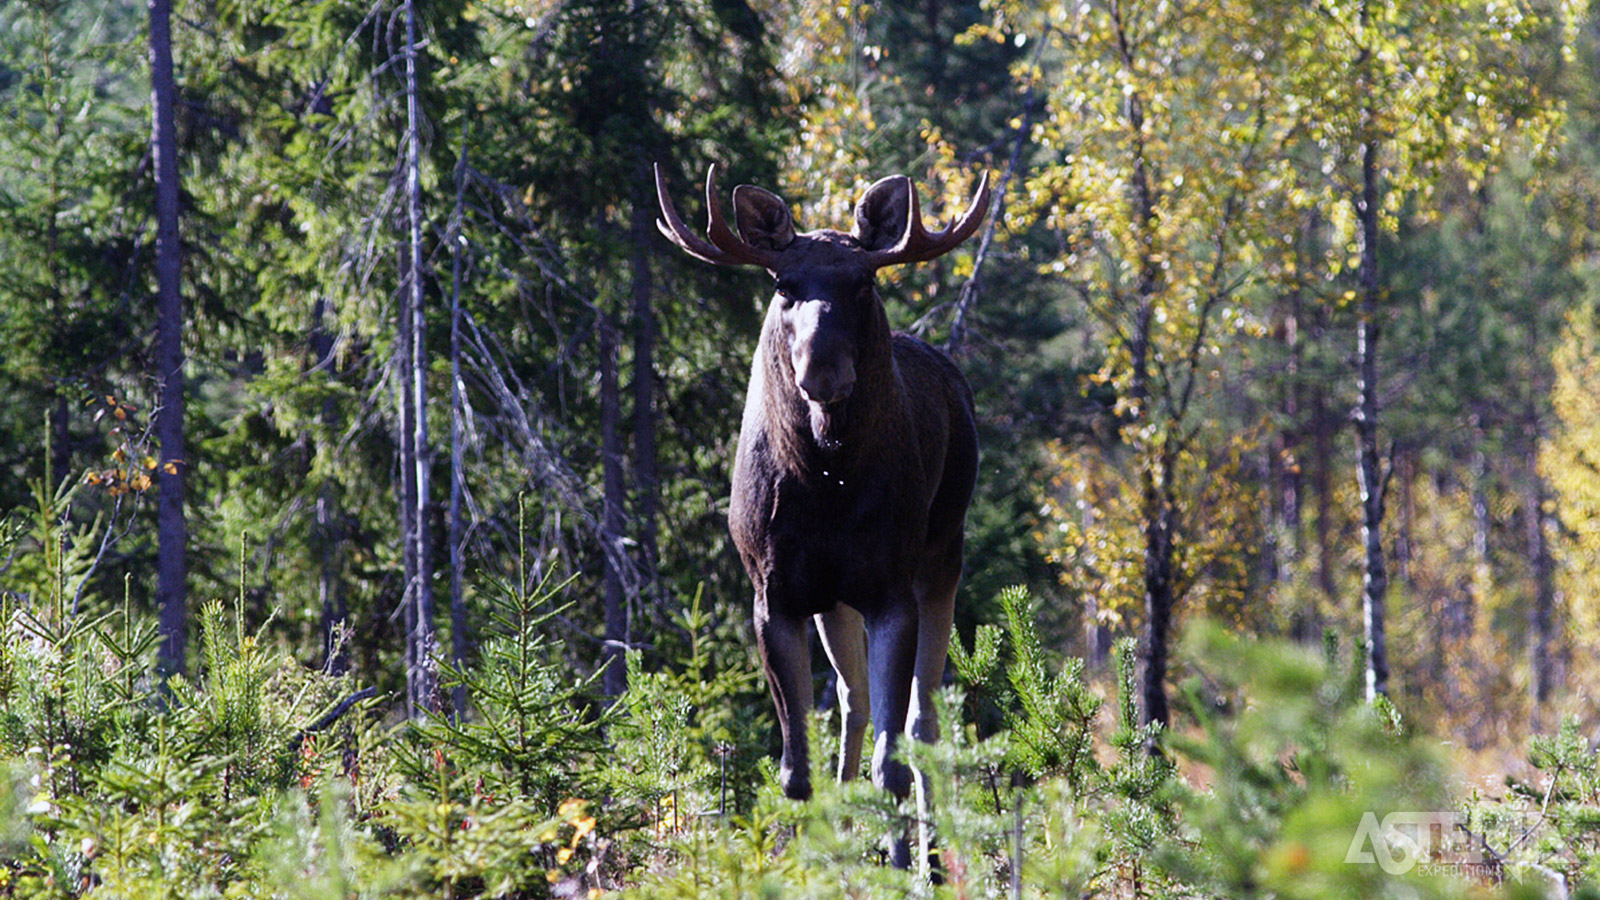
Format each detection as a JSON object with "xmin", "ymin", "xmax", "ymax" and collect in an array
[
  {"xmin": 793, "ymin": 361, "xmax": 857, "ymax": 405},
  {"xmin": 798, "ymin": 370, "xmax": 854, "ymax": 405}
]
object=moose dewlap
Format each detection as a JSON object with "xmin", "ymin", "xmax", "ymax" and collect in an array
[{"xmin": 655, "ymin": 164, "xmax": 989, "ymax": 870}]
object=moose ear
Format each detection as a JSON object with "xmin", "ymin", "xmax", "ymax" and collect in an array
[
  {"xmin": 853, "ymin": 176, "xmax": 912, "ymax": 251},
  {"xmin": 733, "ymin": 185, "xmax": 796, "ymax": 252}
]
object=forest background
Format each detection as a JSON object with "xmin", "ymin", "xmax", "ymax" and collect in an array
[{"xmin": 5, "ymin": 0, "xmax": 1600, "ymax": 896}]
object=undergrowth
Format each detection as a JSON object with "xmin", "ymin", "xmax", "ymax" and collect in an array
[{"xmin": 0, "ymin": 483, "xmax": 1592, "ymax": 898}]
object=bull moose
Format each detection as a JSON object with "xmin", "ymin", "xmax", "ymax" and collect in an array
[{"xmin": 655, "ymin": 163, "xmax": 988, "ymax": 868}]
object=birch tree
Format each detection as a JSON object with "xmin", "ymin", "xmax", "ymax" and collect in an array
[
  {"xmin": 399, "ymin": 0, "xmax": 437, "ymax": 717},
  {"xmin": 1277, "ymin": 0, "xmax": 1573, "ymax": 699},
  {"xmin": 995, "ymin": 0, "xmax": 1294, "ymax": 729}
]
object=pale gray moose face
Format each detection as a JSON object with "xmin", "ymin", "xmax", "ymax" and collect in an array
[{"xmin": 771, "ymin": 264, "xmax": 875, "ymax": 449}]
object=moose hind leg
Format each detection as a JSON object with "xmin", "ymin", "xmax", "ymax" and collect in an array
[
  {"xmin": 816, "ymin": 605, "xmax": 870, "ymax": 782},
  {"xmin": 909, "ymin": 541, "xmax": 962, "ymax": 880},
  {"xmin": 755, "ymin": 604, "xmax": 814, "ymax": 800},
  {"xmin": 908, "ymin": 552, "xmax": 960, "ymax": 745}
]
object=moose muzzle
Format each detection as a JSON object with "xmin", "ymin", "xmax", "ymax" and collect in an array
[
  {"xmin": 789, "ymin": 301, "xmax": 857, "ymax": 406},
  {"xmin": 795, "ymin": 357, "xmax": 856, "ymax": 407},
  {"xmin": 790, "ymin": 311, "xmax": 856, "ymax": 450}
]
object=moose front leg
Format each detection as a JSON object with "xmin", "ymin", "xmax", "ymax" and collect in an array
[
  {"xmin": 754, "ymin": 602, "xmax": 814, "ymax": 800},
  {"xmin": 864, "ymin": 597, "xmax": 919, "ymax": 869}
]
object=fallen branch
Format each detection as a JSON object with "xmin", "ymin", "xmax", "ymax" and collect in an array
[{"xmin": 288, "ymin": 687, "xmax": 378, "ymax": 753}]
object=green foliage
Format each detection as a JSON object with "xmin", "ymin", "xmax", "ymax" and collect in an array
[
  {"xmin": 627, "ymin": 588, "xmax": 1576, "ymax": 899},
  {"xmin": 404, "ymin": 568, "xmax": 606, "ymax": 811},
  {"xmin": 1165, "ymin": 624, "xmax": 1523, "ymax": 899},
  {"xmin": 621, "ymin": 803, "xmax": 803, "ymax": 899},
  {"xmin": 240, "ymin": 783, "xmax": 399, "ymax": 900},
  {"xmin": 3, "ymin": 560, "xmax": 1594, "ymax": 898},
  {"xmin": 0, "ymin": 578, "xmax": 372, "ymax": 897},
  {"xmin": 1476, "ymin": 716, "xmax": 1600, "ymax": 889},
  {"xmin": 609, "ymin": 587, "xmax": 764, "ymax": 824},
  {"xmin": 950, "ymin": 586, "xmax": 1103, "ymax": 783},
  {"xmin": 0, "ymin": 474, "xmax": 150, "ymax": 792},
  {"xmin": 167, "ymin": 599, "xmax": 293, "ymax": 793},
  {"xmin": 0, "ymin": 0, "xmax": 143, "ymax": 434},
  {"xmin": 387, "ymin": 568, "xmax": 608, "ymax": 897},
  {"xmin": 0, "ymin": 547, "xmax": 620, "ymax": 898},
  {"xmin": 3, "ymin": 0, "xmax": 1600, "ymax": 895}
]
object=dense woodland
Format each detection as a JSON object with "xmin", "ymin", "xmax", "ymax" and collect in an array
[{"xmin": 4, "ymin": 0, "xmax": 1600, "ymax": 896}]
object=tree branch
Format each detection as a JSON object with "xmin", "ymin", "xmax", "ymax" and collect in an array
[{"xmin": 286, "ymin": 686, "xmax": 377, "ymax": 753}]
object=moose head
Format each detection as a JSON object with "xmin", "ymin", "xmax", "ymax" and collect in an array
[{"xmin": 656, "ymin": 163, "xmax": 988, "ymax": 869}]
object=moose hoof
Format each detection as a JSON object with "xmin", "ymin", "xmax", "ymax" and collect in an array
[
  {"xmin": 778, "ymin": 761, "xmax": 812, "ymax": 800},
  {"xmin": 871, "ymin": 748, "xmax": 912, "ymax": 799},
  {"xmin": 887, "ymin": 835, "xmax": 912, "ymax": 870}
]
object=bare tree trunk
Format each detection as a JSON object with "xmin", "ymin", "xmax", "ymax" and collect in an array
[
  {"xmin": 1464, "ymin": 413, "xmax": 1491, "ymax": 729},
  {"xmin": 402, "ymin": 0, "xmax": 435, "ymax": 716},
  {"xmin": 1354, "ymin": 128, "xmax": 1389, "ymax": 701},
  {"xmin": 600, "ymin": 305, "xmax": 628, "ymax": 698},
  {"xmin": 1264, "ymin": 445, "xmax": 1282, "ymax": 598},
  {"xmin": 52, "ymin": 396, "xmax": 71, "ymax": 493},
  {"xmin": 1131, "ymin": 244, "xmax": 1177, "ymax": 727},
  {"xmin": 396, "ymin": 245, "xmax": 420, "ymax": 709},
  {"xmin": 1282, "ymin": 247, "xmax": 1306, "ymax": 575},
  {"xmin": 1526, "ymin": 446, "xmax": 1557, "ymax": 712},
  {"xmin": 1310, "ymin": 398, "xmax": 1337, "ymax": 608},
  {"xmin": 311, "ymin": 296, "xmax": 347, "ymax": 675},
  {"xmin": 1394, "ymin": 446, "xmax": 1414, "ymax": 589},
  {"xmin": 1470, "ymin": 417, "xmax": 1491, "ymax": 589},
  {"xmin": 1517, "ymin": 262, "xmax": 1559, "ymax": 720},
  {"xmin": 315, "ymin": 487, "xmax": 346, "ymax": 673},
  {"xmin": 448, "ymin": 133, "xmax": 470, "ymax": 722},
  {"xmin": 1112, "ymin": 56, "xmax": 1177, "ymax": 731},
  {"xmin": 1140, "ymin": 482, "xmax": 1175, "ymax": 728},
  {"xmin": 1305, "ymin": 220, "xmax": 1336, "ymax": 615},
  {"xmin": 1278, "ymin": 289, "xmax": 1312, "ymax": 640},
  {"xmin": 46, "ymin": 88, "xmax": 71, "ymax": 493},
  {"xmin": 631, "ymin": 165, "xmax": 658, "ymax": 592},
  {"xmin": 1083, "ymin": 595, "xmax": 1111, "ymax": 672},
  {"xmin": 1433, "ymin": 571, "xmax": 1450, "ymax": 707},
  {"xmin": 149, "ymin": 0, "xmax": 187, "ymax": 679},
  {"xmin": 1128, "ymin": 197, "xmax": 1176, "ymax": 728},
  {"xmin": 1082, "ymin": 502, "xmax": 1111, "ymax": 672}
]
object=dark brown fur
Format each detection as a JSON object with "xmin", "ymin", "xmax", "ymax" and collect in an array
[{"xmin": 656, "ymin": 166, "xmax": 986, "ymax": 869}]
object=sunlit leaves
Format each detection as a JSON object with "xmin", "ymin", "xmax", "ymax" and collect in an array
[
  {"xmin": 1276, "ymin": 0, "xmax": 1574, "ymax": 241},
  {"xmin": 80, "ymin": 395, "xmax": 167, "ymax": 499},
  {"xmin": 992, "ymin": 0, "xmax": 1577, "ymax": 665},
  {"xmin": 1542, "ymin": 303, "xmax": 1600, "ymax": 634},
  {"xmin": 983, "ymin": 0, "xmax": 1287, "ymax": 640},
  {"xmin": 1037, "ymin": 432, "xmax": 1264, "ymax": 632}
]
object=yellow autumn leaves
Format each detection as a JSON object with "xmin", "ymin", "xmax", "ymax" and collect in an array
[
  {"xmin": 545, "ymin": 797, "xmax": 599, "ymax": 892},
  {"xmin": 80, "ymin": 394, "xmax": 181, "ymax": 497},
  {"xmin": 1542, "ymin": 306, "xmax": 1600, "ymax": 638}
]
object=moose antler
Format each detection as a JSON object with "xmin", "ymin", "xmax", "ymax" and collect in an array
[
  {"xmin": 862, "ymin": 171, "xmax": 991, "ymax": 269},
  {"xmin": 654, "ymin": 163, "xmax": 783, "ymax": 270}
]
